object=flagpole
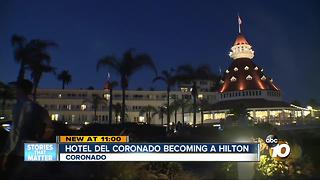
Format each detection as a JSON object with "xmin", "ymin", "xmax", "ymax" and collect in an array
[{"xmin": 238, "ymin": 14, "xmax": 241, "ymax": 34}]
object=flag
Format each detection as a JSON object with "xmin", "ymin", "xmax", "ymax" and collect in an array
[{"xmin": 238, "ymin": 15, "xmax": 242, "ymax": 25}]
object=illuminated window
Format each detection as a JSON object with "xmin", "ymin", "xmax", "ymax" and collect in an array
[
  {"xmin": 234, "ymin": 67, "xmax": 238, "ymax": 71},
  {"xmin": 67, "ymin": 104, "xmax": 72, "ymax": 110},
  {"xmin": 81, "ymin": 104, "xmax": 87, "ymax": 111},
  {"xmin": 244, "ymin": 66, "xmax": 249, "ymax": 70},
  {"xmin": 246, "ymin": 75, "xmax": 252, "ymax": 80},
  {"xmin": 261, "ymin": 68, "xmax": 264, "ymax": 72},
  {"xmin": 226, "ymin": 70, "xmax": 229, "ymax": 73},
  {"xmin": 214, "ymin": 113, "xmax": 226, "ymax": 119},
  {"xmin": 180, "ymin": 88, "xmax": 189, "ymax": 92},
  {"xmin": 220, "ymin": 80, "xmax": 224, "ymax": 84},
  {"xmin": 261, "ymin": 75, "xmax": 266, "ymax": 80},
  {"xmin": 230, "ymin": 76, "xmax": 237, "ymax": 82},
  {"xmin": 270, "ymin": 78, "xmax": 273, "ymax": 82},
  {"xmin": 51, "ymin": 114, "xmax": 59, "ymax": 121},
  {"xmin": 254, "ymin": 67, "xmax": 258, "ymax": 70},
  {"xmin": 198, "ymin": 94, "xmax": 203, "ymax": 99},
  {"xmin": 104, "ymin": 93, "xmax": 110, "ymax": 100}
]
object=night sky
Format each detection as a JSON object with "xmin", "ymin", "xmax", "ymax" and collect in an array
[{"xmin": 0, "ymin": 0, "xmax": 319, "ymax": 103}]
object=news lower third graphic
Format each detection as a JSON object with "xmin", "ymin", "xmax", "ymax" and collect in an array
[{"xmin": 24, "ymin": 136, "xmax": 260, "ymax": 162}]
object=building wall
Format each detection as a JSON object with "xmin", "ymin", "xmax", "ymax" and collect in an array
[{"xmin": 34, "ymin": 88, "xmax": 218, "ymax": 125}]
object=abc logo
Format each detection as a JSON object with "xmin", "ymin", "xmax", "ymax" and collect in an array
[
  {"xmin": 265, "ymin": 135, "xmax": 278, "ymax": 147},
  {"xmin": 265, "ymin": 135, "xmax": 291, "ymax": 159}
]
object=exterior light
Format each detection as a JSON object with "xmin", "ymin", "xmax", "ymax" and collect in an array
[
  {"xmin": 81, "ymin": 104, "xmax": 87, "ymax": 111},
  {"xmin": 139, "ymin": 116, "xmax": 145, "ymax": 122},
  {"xmin": 307, "ymin": 106, "xmax": 313, "ymax": 110},
  {"xmin": 103, "ymin": 93, "xmax": 110, "ymax": 100}
]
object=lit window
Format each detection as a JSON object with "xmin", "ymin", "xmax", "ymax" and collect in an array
[
  {"xmin": 198, "ymin": 94, "xmax": 203, "ymax": 99},
  {"xmin": 51, "ymin": 114, "xmax": 59, "ymax": 121},
  {"xmin": 244, "ymin": 66, "xmax": 249, "ymax": 70},
  {"xmin": 270, "ymin": 78, "xmax": 273, "ymax": 82},
  {"xmin": 180, "ymin": 88, "xmax": 189, "ymax": 92},
  {"xmin": 254, "ymin": 67, "xmax": 258, "ymax": 70},
  {"xmin": 230, "ymin": 76, "xmax": 237, "ymax": 82},
  {"xmin": 234, "ymin": 67, "xmax": 238, "ymax": 71},
  {"xmin": 226, "ymin": 70, "xmax": 229, "ymax": 73},
  {"xmin": 246, "ymin": 75, "xmax": 252, "ymax": 80},
  {"xmin": 81, "ymin": 104, "xmax": 87, "ymax": 111},
  {"xmin": 220, "ymin": 80, "xmax": 224, "ymax": 84},
  {"xmin": 261, "ymin": 68, "xmax": 264, "ymax": 72},
  {"xmin": 67, "ymin": 104, "xmax": 72, "ymax": 110},
  {"xmin": 104, "ymin": 93, "xmax": 110, "ymax": 100},
  {"xmin": 261, "ymin": 75, "xmax": 266, "ymax": 80}
]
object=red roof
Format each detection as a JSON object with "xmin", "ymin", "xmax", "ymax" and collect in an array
[
  {"xmin": 219, "ymin": 58, "xmax": 280, "ymax": 92},
  {"xmin": 233, "ymin": 34, "xmax": 249, "ymax": 46}
]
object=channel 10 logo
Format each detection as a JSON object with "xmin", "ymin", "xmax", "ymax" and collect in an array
[{"xmin": 265, "ymin": 134, "xmax": 290, "ymax": 160}]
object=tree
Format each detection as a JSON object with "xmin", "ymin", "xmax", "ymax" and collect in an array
[
  {"xmin": 229, "ymin": 104, "xmax": 250, "ymax": 127},
  {"xmin": 57, "ymin": 70, "xmax": 72, "ymax": 89},
  {"xmin": 291, "ymin": 100, "xmax": 301, "ymax": 106},
  {"xmin": 11, "ymin": 35, "xmax": 57, "ymax": 82},
  {"xmin": 104, "ymin": 81, "xmax": 118, "ymax": 125},
  {"xmin": 197, "ymin": 99, "xmax": 211, "ymax": 125},
  {"xmin": 140, "ymin": 105, "xmax": 157, "ymax": 124},
  {"xmin": 176, "ymin": 64, "xmax": 218, "ymax": 127},
  {"xmin": 152, "ymin": 106, "xmax": 166, "ymax": 125},
  {"xmin": 0, "ymin": 82, "xmax": 15, "ymax": 115},
  {"xmin": 29, "ymin": 62, "xmax": 55, "ymax": 101},
  {"xmin": 169, "ymin": 99, "xmax": 181, "ymax": 125},
  {"xmin": 153, "ymin": 69, "xmax": 176, "ymax": 130},
  {"xmin": 112, "ymin": 103, "xmax": 122, "ymax": 124},
  {"xmin": 97, "ymin": 49, "xmax": 157, "ymax": 124},
  {"xmin": 83, "ymin": 94, "xmax": 107, "ymax": 122},
  {"xmin": 307, "ymin": 98, "xmax": 319, "ymax": 108},
  {"xmin": 175, "ymin": 97, "xmax": 191, "ymax": 125}
]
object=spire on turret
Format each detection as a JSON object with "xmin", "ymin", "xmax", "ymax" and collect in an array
[{"xmin": 228, "ymin": 16, "xmax": 255, "ymax": 60}]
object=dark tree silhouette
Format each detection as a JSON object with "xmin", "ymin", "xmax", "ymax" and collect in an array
[
  {"xmin": 97, "ymin": 49, "xmax": 157, "ymax": 124},
  {"xmin": 153, "ymin": 69, "xmax": 176, "ymax": 130},
  {"xmin": 57, "ymin": 70, "xmax": 72, "ymax": 89}
]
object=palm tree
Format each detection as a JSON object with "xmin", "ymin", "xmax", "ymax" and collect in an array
[
  {"xmin": 57, "ymin": 70, "xmax": 72, "ymax": 89},
  {"xmin": 153, "ymin": 69, "xmax": 176, "ymax": 130},
  {"xmin": 96, "ymin": 49, "xmax": 157, "ymax": 124},
  {"xmin": 83, "ymin": 94, "xmax": 107, "ymax": 122},
  {"xmin": 29, "ymin": 62, "xmax": 55, "ymax": 101},
  {"xmin": 11, "ymin": 35, "xmax": 57, "ymax": 82},
  {"xmin": 176, "ymin": 64, "xmax": 218, "ymax": 127},
  {"xmin": 229, "ymin": 104, "xmax": 250, "ymax": 127},
  {"xmin": 139, "ymin": 105, "xmax": 157, "ymax": 124},
  {"xmin": 0, "ymin": 82, "xmax": 15, "ymax": 115},
  {"xmin": 175, "ymin": 97, "xmax": 191, "ymax": 125},
  {"xmin": 197, "ymin": 99, "xmax": 211, "ymax": 125},
  {"xmin": 169, "ymin": 99, "xmax": 180, "ymax": 125},
  {"xmin": 112, "ymin": 103, "xmax": 122, "ymax": 124},
  {"xmin": 104, "ymin": 81, "xmax": 118, "ymax": 125},
  {"xmin": 152, "ymin": 106, "xmax": 166, "ymax": 125}
]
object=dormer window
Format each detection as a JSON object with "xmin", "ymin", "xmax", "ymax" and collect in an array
[
  {"xmin": 261, "ymin": 75, "xmax": 266, "ymax": 80},
  {"xmin": 244, "ymin": 66, "xmax": 249, "ymax": 70},
  {"xmin": 246, "ymin": 75, "xmax": 252, "ymax": 80},
  {"xmin": 234, "ymin": 67, "xmax": 238, "ymax": 72},
  {"xmin": 254, "ymin": 67, "xmax": 258, "ymax": 70},
  {"xmin": 230, "ymin": 76, "xmax": 237, "ymax": 82},
  {"xmin": 226, "ymin": 70, "xmax": 229, "ymax": 73}
]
